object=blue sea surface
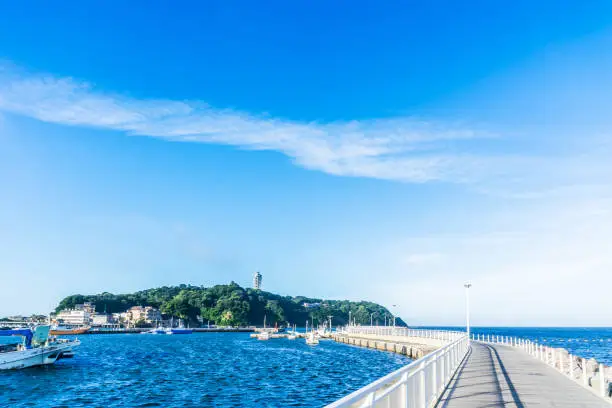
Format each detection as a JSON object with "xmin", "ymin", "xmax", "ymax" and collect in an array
[
  {"xmin": 3, "ymin": 328, "xmax": 611, "ymax": 407},
  {"xmin": 0, "ymin": 333, "xmax": 411, "ymax": 407}
]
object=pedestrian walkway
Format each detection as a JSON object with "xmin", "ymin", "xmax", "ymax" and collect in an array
[{"xmin": 437, "ymin": 341, "xmax": 610, "ymax": 407}]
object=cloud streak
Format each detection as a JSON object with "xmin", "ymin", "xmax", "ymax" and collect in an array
[{"xmin": 0, "ymin": 64, "xmax": 500, "ymax": 183}]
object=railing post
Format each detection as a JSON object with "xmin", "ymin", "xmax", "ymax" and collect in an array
[
  {"xmin": 582, "ymin": 358, "xmax": 587, "ymax": 386},
  {"xmin": 445, "ymin": 347, "xmax": 450, "ymax": 382},
  {"xmin": 401, "ymin": 372, "xmax": 409, "ymax": 408},
  {"xmin": 431, "ymin": 358, "xmax": 437, "ymax": 403},
  {"xmin": 599, "ymin": 363, "xmax": 605, "ymax": 397},
  {"xmin": 568, "ymin": 353, "xmax": 573, "ymax": 378},
  {"xmin": 419, "ymin": 363, "xmax": 426, "ymax": 408}
]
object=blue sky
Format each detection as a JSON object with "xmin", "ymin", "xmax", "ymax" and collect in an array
[{"xmin": 1, "ymin": 1, "xmax": 612, "ymax": 325}]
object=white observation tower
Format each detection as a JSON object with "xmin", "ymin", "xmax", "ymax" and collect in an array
[{"xmin": 253, "ymin": 271, "xmax": 262, "ymax": 290}]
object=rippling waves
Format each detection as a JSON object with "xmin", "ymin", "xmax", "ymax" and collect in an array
[{"xmin": 0, "ymin": 333, "xmax": 411, "ymax": 407}]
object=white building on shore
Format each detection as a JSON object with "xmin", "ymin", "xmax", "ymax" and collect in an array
[
  {"xmin": 126, "ymin": 306, "xmax": 162, "ymax": 324},
  {"xmin": 55, "ymin": 309, "xmax": 90, "ymax": 326}
]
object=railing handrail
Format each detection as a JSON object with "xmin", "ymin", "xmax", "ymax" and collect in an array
[
  {"xmin": 326, "ymin": 333, "xmax": 469, "ymax": 407},
  {"xmin": 473, "ymin": 333, "xmax": 610, "ymax": 400},
  {"xmin": 339, "ymin": 326, "xmax": 466, "ymax": 341}
]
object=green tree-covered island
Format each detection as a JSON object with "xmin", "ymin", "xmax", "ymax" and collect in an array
[{"xmin": 56, "ymin": 282, "xmax": 406, "ymax": 327}]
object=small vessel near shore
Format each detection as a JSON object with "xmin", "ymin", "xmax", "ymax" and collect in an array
[
  {"xmin": 166, "ymin": 327, "xmax": 193, "ymax": 335},
  {"xmin": 141, "ymin": 327, "xmax": 166, "ymax": 335},
  {"xmin": 256, "ymin": 315, "xmax": 271, "ymax": 340},
  {"xmin": 0, "ymin": 326, "xmax": 80, "ymax": 370},
  {"xmin": 50, "ymin": 325, "xmax": 90, "ymax": 336},
  {"xmin": 287, "ymin": 324, "xmax": 297, "ymax": 340},
  {"xmin": 305, "ymin": 330, "xmax": 319, "ymax": 345},
  {"xmin": 305, "ymin": 320, "xmax": 319, "ymax": 346},
  {"xmin": 165, "ymin": 318, "xmax": 193, "ymax": 335}
]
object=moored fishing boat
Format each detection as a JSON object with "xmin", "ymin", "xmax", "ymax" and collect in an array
[
  {"xmin": 287, "ymin": 324, "xmax": 297, "ymax": 340},
  {"xmin": 257, "ymin": 331, "xmax": 270, "ymax": 340},
  {"xmin": 165, "ymin": 318, "xmax": 193, "ymax": 335},
  {"xmin": 0, "ymin": 326, "xmax": 80, "ymax": 370},
  {"xmin": 255, "ymin": 315, "xmax": 271, "ymax": 340},
  {"xmin": 50, "ymin": 325, "xmax": 90, "ymax": 336},
  {"xmin": 166, "ymin": 328, "xmax": 193, "ymax": 335},
  {"xmin": 305, "ymin": 319, "xmax": 319, "ymax": 345},
  {"xmin": 305, "ymin": 331, "xmax": 319, "ymax": 346}
]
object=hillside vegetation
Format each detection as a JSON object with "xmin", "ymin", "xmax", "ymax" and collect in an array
[{"xmin": 56, "ymin": 282, "xmax": 406, "ymax": 327}]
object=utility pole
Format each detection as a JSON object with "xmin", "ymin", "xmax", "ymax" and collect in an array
[{"xmin": 464, "ymin": 283, "xmax": 472, "ymax": 343}]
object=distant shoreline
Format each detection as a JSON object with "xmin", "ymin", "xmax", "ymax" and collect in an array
[{"xmin": 78, "ymin": 327, "xmax": 257, "ymax": 335}]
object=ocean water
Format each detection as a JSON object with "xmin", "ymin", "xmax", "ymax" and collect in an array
[
  {"xmin": 428, "ymin": 326, "xmax": 612, "ymax": 365},
  {"xmin": 2, "ymin": 328, "xmax": 611, "ymax": 407},
  {"xmin": 0, "ymin": 333, "xmax": 411, "ymax": 407}
]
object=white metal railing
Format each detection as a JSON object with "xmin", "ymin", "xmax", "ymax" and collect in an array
[
  {"xmin": 473, "ymin": 333, "xmax": 611, "ymax": 400},
  {"xmin": 326, "ymin": 334, "xmax": 469, "ymax": 408},
  {"xmin": 341, "ymin": 326, "xmax": 465, "ymax": 342}
]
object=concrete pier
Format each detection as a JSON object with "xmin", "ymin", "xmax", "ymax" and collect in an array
[
  {"xmin": 438, "ymin": 341, "xmax": 610, "ymax": 407},
  {"xmin": 327, "ymin": 328, "xmax": 611, "ymax": 407},
  {"xmin": 333, "ymin": 332, "xmax": 444, "ymax": 360}
]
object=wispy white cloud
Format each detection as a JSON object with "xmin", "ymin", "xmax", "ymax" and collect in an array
[{"xmin": 0, "ymin": 63, "xmax": 505, "ymax": 183}]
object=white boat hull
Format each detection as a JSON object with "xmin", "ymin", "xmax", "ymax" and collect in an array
[{"xmin": 0, "ymin": 342, "xmax": 78, "ymax": 370}]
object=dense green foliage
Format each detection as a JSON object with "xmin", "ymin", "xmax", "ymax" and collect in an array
[{"xmin": 55, "ymin": 282, "xmax": 406, "ymax": 327}]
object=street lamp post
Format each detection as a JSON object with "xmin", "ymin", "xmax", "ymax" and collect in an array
[
  {"xmin": 464, "ymin": 283, "xmax": 472, "ymax": 343},
  {"xmin": 348, "ymin": 311, "xmax": 352, "ymax": 327},
  {"xmin": 370, "ymin": 313, "xmax": 374, "ymax": 326},
  {"xmin": 392, "ymin": 305, "xmax": 398, "ymax": 327}
]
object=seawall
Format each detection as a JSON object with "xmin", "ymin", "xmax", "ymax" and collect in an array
[{"xmin": 332, "ymin": 332, "xmax": 445, "ymax": 359}]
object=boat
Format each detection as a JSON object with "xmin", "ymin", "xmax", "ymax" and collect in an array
[
  {"xmin": 287, "ymin": 324, "xmax": 297, "ymax": 340},
  {"xmin": 306, "ymin": 330, "xmax": 319, "ymax": 345},
  {"xmin": 256, "ymin": 315, "xmax": 270, "ymax": 340},
  {"xmin": 165, "ymin": 318, "xmax": 193, "ymax": 335},
  {"xmin": 141, "ymin": 321, "xmax": 167, "ymax": 334},
  {"xmin": 166, "ymin": 328, "xmax": 193, "ymax": 335},
  {"xmin": 142, "ymin": 328, "xmax": 166, "ymax": 335},
  {"xmin": 0, "ymin": 326, "xmax": 80, "ymax": 370},
  {"xmin": 50, "ymin": 325, "xmax": 90, "ymax": 336},
  {"xmin": 305, "ymin": 319, "xmax": 319, "ymax": 346},
  {"xmin": 256, "ymin": 331, "xmax": 270, "ymax": 340}
]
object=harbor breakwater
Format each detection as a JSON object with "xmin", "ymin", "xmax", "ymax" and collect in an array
[{"xmin": 332, "ymin": 332, "xmax": 445, "ymax": 359}]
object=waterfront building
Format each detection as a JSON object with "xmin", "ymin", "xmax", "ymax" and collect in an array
[
  {"xmin": 253, "ymin": 271, "xmax": 262, "ymax": 290},
  {"xmin": 81, "ymin": 302, "xmax": 95, "ymax": 315},
  {"xmin": 126, "ymin": 306, "xmax": 162, "ymax": 324},
  {"xmin": 55, "ymin": 309, "xmax": 91, "ymax": 326},
  {"xmin": 92, "ymin": 313, "xmax": 114, "ymax": 326}
]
